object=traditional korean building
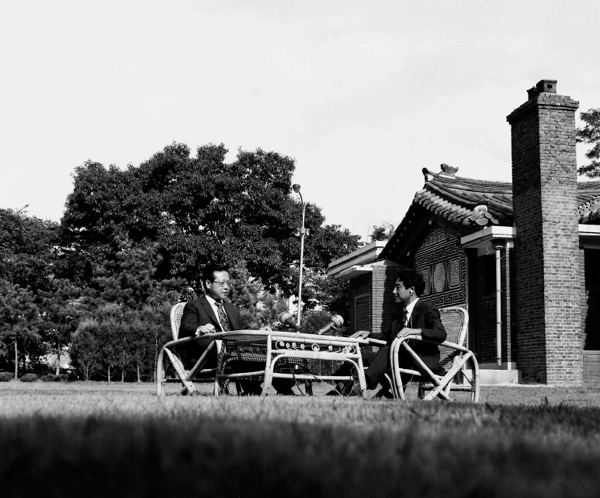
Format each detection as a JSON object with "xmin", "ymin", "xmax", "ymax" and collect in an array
[{"xmin": 328, "ymin": 80, "xmax": 600, "ymax": 385}]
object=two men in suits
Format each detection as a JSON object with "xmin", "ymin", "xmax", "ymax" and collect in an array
[{"xmin": 328, "ymin": 266, "xmax": 446, "ymax": 398}]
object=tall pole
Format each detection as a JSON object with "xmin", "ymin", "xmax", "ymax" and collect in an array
[{"xmin": 293, "ymin": 184, "xmax": 306, "ymax": 327}]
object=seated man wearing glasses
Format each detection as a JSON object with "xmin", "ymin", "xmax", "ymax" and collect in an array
[{"xmin": 179, "ymin": 263, "xmax": 292, "ymax": 395}]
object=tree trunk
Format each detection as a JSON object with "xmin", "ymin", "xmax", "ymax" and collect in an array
[
  {"xmin": 121, "ymin": 369, "xmax": 125, "ymax": 383},
  {"xmin": 14, "ymin": 337, "xmax": 18, "ymax": 379},
  {"xmin": 137, "ymin": 364, "xmax": 141, "ymax": 383},
  {"xmin": 107, "ymin": 365, "xmax": 111, "ymax": 383},
  {"xmin": 153, "ymin": 332, "xmax": 159, "ymax": 383},
  {"xmin": 55, "ymin": 340, "xmax": 61, "ymax": 375}
]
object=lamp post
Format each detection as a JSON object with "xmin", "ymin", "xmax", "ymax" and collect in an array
[{"xmin": 292, "ymin": 184, "xmax": 306, "ymax": 327}]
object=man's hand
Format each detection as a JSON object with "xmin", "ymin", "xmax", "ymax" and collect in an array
[
  {"xmin": 195, "ymin": 324, "xmax": 216, "ymax": 336},
  {"xmin": 397, "ymin": 327, "xmax": 422, "ymax": 340},
  {"xmin": 350, "ymin": 330, "xmax": 370, "ymax": 339}
]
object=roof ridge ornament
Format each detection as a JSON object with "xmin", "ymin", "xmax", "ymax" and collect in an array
[
  {"xmin": 422, "ymin": 168, "xmax": 433, "ymax": 181},
  {"xmin": 439, "ymin": 163, "xmax": 459, "ymax": 178}
]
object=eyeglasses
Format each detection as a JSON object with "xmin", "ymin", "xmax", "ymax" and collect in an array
[{"xmin": 212, "ymin": 280, "xmax": 230, "ymax": 288}]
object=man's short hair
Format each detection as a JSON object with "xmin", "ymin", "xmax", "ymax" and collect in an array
[
  {"xmin": 395, "ymin": 266, "xmax": 426, "ymax": 296},
  {"xmin": 202, "ymin": 263, "xmax": 229, "ymax": 283}
]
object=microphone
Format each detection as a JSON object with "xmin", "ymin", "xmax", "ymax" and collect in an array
[
  {"xmin": 278, "ymin": 312, "xmax": 298, "ymax": 330},
  {"xmin": 317, "ymin": 315, "xmax": 344, "ymax": 335}
]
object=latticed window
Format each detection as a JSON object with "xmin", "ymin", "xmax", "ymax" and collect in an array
[{"xmin": 354, "ymin": 293, "xmax": 371, "ymax": 332}]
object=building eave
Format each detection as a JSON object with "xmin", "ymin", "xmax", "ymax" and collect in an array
[
  {"xmin": 580, "ymin": 224, "xmax": 600, "ymax": 249},
  {"xmin": 460, "ymin": 224, "xmax": 600, "ymax": 252},
  {"xmin": 460, "ymin": 225, "xmax": 516, "ymax": 252},
  {"xmin": 333, "ymin": 259, "xmax": 400, "ymax": 281},
  {"xmin": 328, "ymin": 241, "xmax": 387, "ymax": 278}
]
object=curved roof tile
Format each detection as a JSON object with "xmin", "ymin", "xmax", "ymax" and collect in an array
[
  {"xmin": 380, "ymin": 168, "xmax": 600, "ymax": 262},
  {"xmin": 414, "ymin": 169, "xmax": 600, "ymax": 227}
]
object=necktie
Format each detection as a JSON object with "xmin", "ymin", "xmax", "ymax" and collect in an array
[
  {"xmin": 215, "ymin": 302, "xmax": 231, "ymax": 331},
  {"xmin": 403, "ymin": 308, "xmax": 410, "ymax": 328}
]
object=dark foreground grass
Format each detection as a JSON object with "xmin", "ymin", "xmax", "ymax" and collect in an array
[{"xmin": 2, "ymin": 382, "xmax": 600, "ymax": 498}]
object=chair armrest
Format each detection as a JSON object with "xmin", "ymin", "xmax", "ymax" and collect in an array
[
  {"xmin": 367, "ymin": 338, "xmax": 386, "ymax": 346},
  {"xmin": 389, "ymin": 335, "xmax": 466, "ymax": 349}
]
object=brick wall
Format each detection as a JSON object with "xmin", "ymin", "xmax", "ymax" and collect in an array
[{"xmin": 507, "ymin": 86, "xmax": 583, "ymax": 385}]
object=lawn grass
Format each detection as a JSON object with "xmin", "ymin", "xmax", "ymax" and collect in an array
[{"xmin": 2, "ymin": 381, "xmax": 600, "ymax": 497}]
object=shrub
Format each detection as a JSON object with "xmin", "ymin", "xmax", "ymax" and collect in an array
[
  {"xmin": 0, "ymin": 372, "xmax": 13, "ymax": 382},
  {"xmin": 41, "ymin": 374, "xmax": 61, "ymax": 382},
  {"xmin": 19, "ymin": 373, "xmax": 38, "ymax": 383}
]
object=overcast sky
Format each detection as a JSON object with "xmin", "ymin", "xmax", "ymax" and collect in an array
[{"xmin": 1, "ymin": 0, "xmax": 599, "ymax": 240}]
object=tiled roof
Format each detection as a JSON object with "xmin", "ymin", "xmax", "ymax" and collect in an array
[
  {"xmin": 416, "ymin": 167, "xmax": 600, "ymax": 227},
  {"xmin": 417, "ymin": 169, "xmax": 513, "ymax": 227},
  {"xmin": 577, "ymin": 182, "xmax": 600, "ymax": 224},
  {"xmin": 379, "ymin": 166, "xmax": 600, "ymax": 262}
]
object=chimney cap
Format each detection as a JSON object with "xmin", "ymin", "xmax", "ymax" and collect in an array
[{"xmin": 536, "ymin": 79, "xmax": 557, "ymax": 94}]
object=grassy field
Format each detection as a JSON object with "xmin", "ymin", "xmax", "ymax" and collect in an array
[{"xmin": 2, "ymin": 381, "xmax": 600, "ymax": 498}]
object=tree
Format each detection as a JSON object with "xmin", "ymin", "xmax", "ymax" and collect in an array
[
  {"xmin": 228, "ymin": 261, "xmax": 288, "ymax": 329},
  {"xmin": 369, "ymin": 223, "xmax": 395, "ymax": 242},
  {"xmin": 70, "ymin": 318, "xmax": 101, "ymax": 380},
  {"xmin": 0, "ymin": 280, "xmax": 40, "ymax": 378},
  {"xmin": 69, "ymin": 238, "xmax": 186, "ymax": 381},
  {"xmin": 38, "ymin": 279, "xmax": 82, "ymax": 374},
  {"xmin": 300, "ymin": 268, "xmax": 353, "ymax": 317},
  {"xmin": 0, "ymin": 208, "xmax": 59, "ymax": 292},
  {"xmin": 577, "ymin": 108, "xmax": 600, "ymax": 178},
  {"xmin": 61, "ymin": 143, "xmax": 361, "ymax": 296}
]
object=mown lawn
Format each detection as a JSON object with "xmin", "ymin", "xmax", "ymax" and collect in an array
[{"xmin": 2, "ymin": 381, "xmax": 600, "ymax": 498}]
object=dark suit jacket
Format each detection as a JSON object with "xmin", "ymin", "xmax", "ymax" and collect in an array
[
  {"xmin": 180, "ymin": 296, "xmax": 242, "ymax": 337},
  {"xmin": 372, "ymin": 299, "xmax": 447, "ymax": 370},
  {"xmin": 178, "ymin": 296, "xmax": 242, "ymax": 367}
]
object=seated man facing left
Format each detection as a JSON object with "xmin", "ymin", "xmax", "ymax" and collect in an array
[
  {"xmin": 179, "ymin": 263, "xmax": 294, "ymax": 395},
  {"xmin": 328, "ymin": 266, "xmax": 446, "ymax": 398}
]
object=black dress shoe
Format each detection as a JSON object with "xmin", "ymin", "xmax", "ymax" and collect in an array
[
  {"xmin": 326, "ymin": 381, "xmax": 355, "ymax": 397},
  {"xmin": 374, "ymin": 388, "xmax": 393, "ymax": 399}
]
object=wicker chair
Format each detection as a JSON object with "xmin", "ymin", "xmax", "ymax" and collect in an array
[
  {"xmin": 156, "ymin": 302, "xmax": 224, "ymax": 395},
  {"xmin": 388, "ymin": 306, "xmax": 480, "ymax": 402}
]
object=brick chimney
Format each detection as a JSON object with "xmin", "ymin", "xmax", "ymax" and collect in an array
[{"xmin": 506, "ymin": 80, "xmax": 582, "ymax": 385}]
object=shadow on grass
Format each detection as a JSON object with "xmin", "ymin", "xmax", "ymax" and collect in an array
[{"xmin": 2, "ymin": 402, "xmax": 600, "ymax": 498}]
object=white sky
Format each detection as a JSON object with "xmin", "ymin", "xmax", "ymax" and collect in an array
[{"xmin": 1, "ymin": 0, "xmax": 599, "ymax": 240}]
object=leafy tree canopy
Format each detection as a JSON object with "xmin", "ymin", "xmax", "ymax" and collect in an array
[
  {"xmin": 577, "ymin": 108, "xmax": 600, "ymax": 178},
  {"xmin": 369, "ymin": 223, "xmax": 395, "ymax": 242},
  {"xmin": 61, "ymin": 143, "xmax": 360, "ymax": 296},
  {"xmin": 0, "ymin": 208, "xmax": 59, "ymax": 291}
]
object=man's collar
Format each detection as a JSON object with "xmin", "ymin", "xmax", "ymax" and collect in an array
[
  {"xmin": 404, "ymin": 298, "xmax": 419, "ymax": 315},
  {"xmin": 205, "ymin": 295, "xmax": 223, "ymax": 306}
]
